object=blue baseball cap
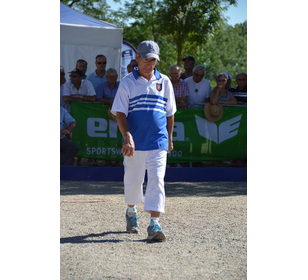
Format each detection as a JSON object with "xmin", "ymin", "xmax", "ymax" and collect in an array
[{"xmin": 137, "ymin": 40, "xmax": 160, "ymax": 61}]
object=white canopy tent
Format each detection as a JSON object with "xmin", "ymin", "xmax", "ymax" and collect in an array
[{"xmin": 60, "ymin": 2, "xmax": 123, "ymax": 78}]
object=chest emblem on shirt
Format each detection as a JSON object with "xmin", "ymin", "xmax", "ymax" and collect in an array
[{"xmin": 156, "ymin": 83, "xmax": 162, "ymax": 91}]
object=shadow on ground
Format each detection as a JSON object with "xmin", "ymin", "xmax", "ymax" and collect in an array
[
  {"xmin": 60, "ymin": 231, "xmax": 158, "ymax": 244},
  {"xmin": 60, "ymin": 181, "xmax": 246, "ymax": 197}
]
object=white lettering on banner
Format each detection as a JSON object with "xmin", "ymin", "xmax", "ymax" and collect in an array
[
  {"xmin": 87, "ymin": 118, "xmax": 118, "ymax": 138},
  {"xmin": 86, "ymin": 115, "xmax": 242, "ymax": 144},
  {"xmin": 109, "ymin": 120, "xmax": 118, "ymax": 138},
  {"xmin": 173, "ymin": 122, "xmax": 185, "ymax": 141},
  {"xmin": 86, "ymin": 147, "xmax": 122, "ymax": 155},
  {"xmin": 167, "ymin": 150, "xmax": 183, "ymax": 158},
  {"xmin": 195, "ymin": 114, "xmax": 242, "ymax": 144}
]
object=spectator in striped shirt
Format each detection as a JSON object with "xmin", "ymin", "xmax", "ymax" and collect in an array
[{"xmin": 169, "ymin": 65, "xmax": 189, "ymax": 110}]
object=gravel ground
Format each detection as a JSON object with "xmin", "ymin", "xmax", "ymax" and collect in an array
[{"xmin": 60, "ymin": 181, "xmax": 247, "ymax": 280}]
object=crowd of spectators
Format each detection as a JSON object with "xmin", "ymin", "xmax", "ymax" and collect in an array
[{"xmin": 60, "ymin": 54, "xmax": 247, "ymax": 167}]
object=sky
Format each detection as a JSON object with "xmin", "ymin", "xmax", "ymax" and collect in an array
[{"xmin": 106, "ymin": 0, "xmax": 247, "ymax": 26}]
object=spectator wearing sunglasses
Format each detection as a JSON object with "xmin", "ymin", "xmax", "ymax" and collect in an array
[
  {"xmin": 230, "ymin": 73, "xmax": 247, "ymax": 93},
  {"xmin": 229, "ymin": 72, "xmax": 247, "ymax": 105},
  {"xmin": 210, "ymin": 73, "xmax": 237, "ymax": 105},
  {"xmin": 185, "ymin": 65, "xmax": 212, "ymax": 108},
  {"xmin": 87, "ymin": 54, "xmax": 108, "ymax": 93}
]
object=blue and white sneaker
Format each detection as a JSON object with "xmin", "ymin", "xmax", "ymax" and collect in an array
[
  {"xmin": 126, "ymin": 209, "xmax": 139, "ymax": 234},
  {"xmin": 147, "ymin": 224, "xmax": 166, "ymax": 241}
]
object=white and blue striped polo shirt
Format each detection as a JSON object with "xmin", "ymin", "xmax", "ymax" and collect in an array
[{"xmin": 111, "ymin": 68, "xmax": 177, "ymax": 151}]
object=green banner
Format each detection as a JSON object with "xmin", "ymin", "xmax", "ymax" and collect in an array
[{"xmin": 70, "ymin": 102, "xmax": 247, "ymax": 162}]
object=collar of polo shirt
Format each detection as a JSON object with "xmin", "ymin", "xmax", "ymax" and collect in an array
[{"xmin": 132, "ymin": 67, "xmax": 161, "ymax": 80}]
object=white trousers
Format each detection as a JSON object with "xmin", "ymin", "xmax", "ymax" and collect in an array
[{"xmin": 123, "ymin": 149, "xmax": 167, "ymax": 214}]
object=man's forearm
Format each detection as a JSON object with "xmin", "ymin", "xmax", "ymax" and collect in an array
[
  {"xmin": 63, "ymin": 95, "xmax": 95, "ymax": 102},
  {"xmin": 116, "ymin": 112, "xmax": 135, "ymax": 156},
  {"xmin": 167, "ymin": 115, "xmax": 174, "ymax": 139},
  {"xmin": 68, "ymin": 122, "xmax": 76, "ymax": 133},
  {"xmin": 116, "ymin": 112, "xmax": 130, "ymax": 137}
]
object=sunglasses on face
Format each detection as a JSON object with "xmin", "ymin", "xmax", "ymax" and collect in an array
[
  {"xmin": 237, "ymin": 78, "xmax": 246, "ymax": 81},
  {"xmin": 218, "ymin": 79, "xmax": 227, "ymax": 82},
  {"xmin": 97, "ymin": 61, "xmax": 107, "ymax": 65},
  {"xmin": 194, "ymin": 73, "xmax": 204, "ymax": 78}
]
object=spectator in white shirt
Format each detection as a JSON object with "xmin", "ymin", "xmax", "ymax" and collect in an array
[
  {"xmin": 62, "ymin": 68, "xmax": 96, "ymax": 113},
  {"xmin": 185, "ymin": 65, "xmax": 212, "ymax": 108}
]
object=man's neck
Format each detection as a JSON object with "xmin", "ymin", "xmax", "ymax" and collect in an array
[
  {"xmin": 171, "ymin": 79, "xmax": 179, "ymax": 86},
  {"xmin": 192, "ymin": 78, "xmax": 200, "ymax": 84},
  {"xmin": 238, "ymin": 84, "xmax": 247, "ymax": 91},
  {"xmin": 73, "ymin": 81, "xmax": 81, "ymax": 90},
  {"xmin": 138, "ymin": 70, "xmax": 154, "ymax": 81},
  {"xmin": 184, "ymin": 70, "xmax": 193, "ymax": 76},
  {"xmin": 109, "ymin": 82, "xmax": 116, "ymax": 89},
  {"xmin": 96, "ymin": 69, "xmax": 106, "ymax": 78}
]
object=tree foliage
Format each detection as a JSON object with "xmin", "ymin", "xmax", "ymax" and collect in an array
[
  {"xmin": 60, "ymin": 0, "xmax": 120, "ymax": 23},
  {"xmin": 201, "ymin": 21, "xmax": 247, "ymax": 81},
  {"xmin": 157, "ymin": 0, "xmax": 237, "ymax": 64},
  {"xmin": 60, "ymin": 0, "xmax": 246, "ymax": 79}
]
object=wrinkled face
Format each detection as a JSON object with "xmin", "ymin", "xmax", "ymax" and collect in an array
[
  {"xmin": 96, "ymin": 56, "xmax": 107, "ymax": 71},
  {"xmin": 236, "ymin": 74, "xmax": 247, "ymax": 88},
  {"xmin": 136, "ymin": 54, "xmax": 157, "ymax": 77},
  {"xmin": 169, "ymin": 66, "xmax": 181, "ymax": 83},
  {"xmin": 76, "ymin": 61, "xmax": 87, "ymax": 75},
  {"xmin": 193, "ymin": 69, "xmax": 204, "ymax": 83},
  {"xmin": 106, "ymin": 72, "xmax": 118, "ymax": 85}
]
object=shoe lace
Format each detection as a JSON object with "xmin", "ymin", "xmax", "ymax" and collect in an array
[
  {"xmin": 151, "ymin": 224, "xmax": 161, "ymax": 231},
  {"xmin": 128, "ymin": 216, "xmax": 139, "ymax": 227}
]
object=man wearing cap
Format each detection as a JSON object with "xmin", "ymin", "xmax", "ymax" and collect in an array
[
  {"xmin": 111, "ymin": 40, "xmax": 177, "ymax": 242},
  {"xmin": 62, "ymin": 69, "xmax": 96, "ymax": 113},
  {"xmin": 180, "ymin": 56, "xmax": 195, "ymax": 80}
]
